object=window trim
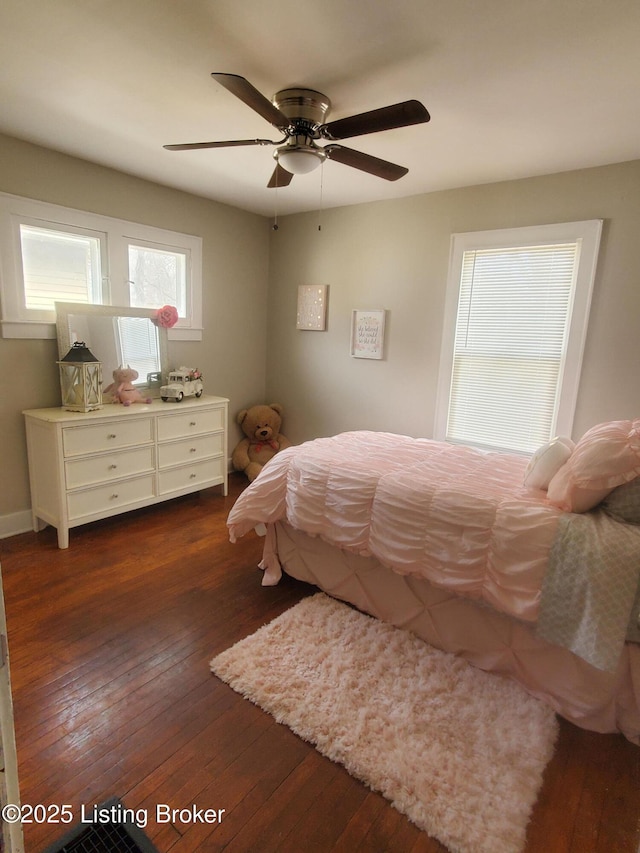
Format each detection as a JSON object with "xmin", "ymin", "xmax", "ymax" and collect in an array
[
  {"xmin": 434, "ymin": 220, "xmax": 603, "ymax": 453},
  {"xmin": 0, "ymin": 192, "xmax": 203, "ymax": 341}
]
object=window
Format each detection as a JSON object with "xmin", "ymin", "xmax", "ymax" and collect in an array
[
  {"xmin": 0, "ymin": 192, "xmax": 202, "ymax": 340},
  {"xmin": 128, "ymin": 243, "xmax": 187, "ymax": 316},
  {"xmin": 20, "ymin": 224, "xmax": 104, "ymax": 309},
  {"xmin": 435, "ymin": 220, "xmax": 602, "ymax": 455}
]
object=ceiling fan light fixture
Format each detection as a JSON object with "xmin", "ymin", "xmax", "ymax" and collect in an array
[{"xmin": 276, "ymin": 146, "xmax": 324, "ymax": 175}]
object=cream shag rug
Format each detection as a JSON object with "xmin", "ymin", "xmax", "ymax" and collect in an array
[{"xmin": 210, "ymin": 593, "xmax": 558, "ymax": 853}]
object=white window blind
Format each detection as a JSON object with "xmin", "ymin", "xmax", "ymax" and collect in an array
[
  {"xmin": 116, "ymin": 316, "xmax": 161, "ymax": 383},
  {"xmin": 448, "ymin": 243, "xmax": 577, "ymax": 453},
  {"xmin": 435, "ymin": 221, "xmax": 602, "ymax": 455}
]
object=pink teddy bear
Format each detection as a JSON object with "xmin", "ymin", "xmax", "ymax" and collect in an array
[{"xmin": 104, "ymin": 367, "xmax": 152, "ymax": 406}]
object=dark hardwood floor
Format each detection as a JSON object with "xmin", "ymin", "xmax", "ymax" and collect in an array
[{"xmin": 0, "ymin": 473, "xmax": 638, "ymax": 852}]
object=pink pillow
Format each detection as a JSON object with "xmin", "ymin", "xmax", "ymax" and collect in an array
[{"xmin": 547, "ymin": 419, "xmax": 640, "ymax": 512}]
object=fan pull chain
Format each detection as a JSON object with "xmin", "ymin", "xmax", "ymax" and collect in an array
[
  {"xmin": 318, "ymin": 162, "xmax": 324, "ymax": 231},
  {"xmin": 272, "ymin": 182, "xmax": 279, "ymax": 231}
]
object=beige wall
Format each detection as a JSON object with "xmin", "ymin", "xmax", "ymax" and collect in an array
[
  {"xmin": 0, "ymin": 133, "xmax": 270, "ymax": 522},
  {"xmin": 2, "ymin": 131, "xmax": 639, "ymax": 533},
  {"xmin": 266, "ymin": 160, "xmax": 640, "ymax": 445}
]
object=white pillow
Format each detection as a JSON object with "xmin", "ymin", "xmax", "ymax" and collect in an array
[{"xmin": 524, "ymin": 436, "xmax": 575, "ymax": 491}]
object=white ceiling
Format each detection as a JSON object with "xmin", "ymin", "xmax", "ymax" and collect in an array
[{"xmin": 2, "ymin": 0, "xmax": 640, "ymax": 218}]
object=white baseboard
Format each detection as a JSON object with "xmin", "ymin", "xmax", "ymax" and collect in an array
[{"xmin": 0, "ymin": 510, "xmax": 33, "ymax": 540}]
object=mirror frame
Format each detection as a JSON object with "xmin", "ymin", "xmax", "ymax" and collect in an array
[{"xmin": 55, "ymin": 302, "xmax": 169, "ymax": 398}]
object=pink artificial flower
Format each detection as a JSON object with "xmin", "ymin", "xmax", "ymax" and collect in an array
[{"xmin": 152, "ymin": 305, "xmax": 179, "ymax": 328}]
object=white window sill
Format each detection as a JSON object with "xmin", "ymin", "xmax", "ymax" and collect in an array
[{"xmin": 2, "ymin": 321, "xmax": 202, "ymax": 342}]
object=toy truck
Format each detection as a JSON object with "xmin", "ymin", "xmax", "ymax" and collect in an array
[{"xmin": 160, "ymin": 367, "xmax": 204, "ymax": 402}]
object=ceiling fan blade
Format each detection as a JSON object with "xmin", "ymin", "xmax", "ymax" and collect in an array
[
  {"xmin": 211, "ymin": 73, "xmax": 290, "ymax": 130},
  {"xmin": 164, "ymin": 138, "xmax": 277, "ymax": 151},
  {"xmin": 267, "ymin": 164, "xmax": 294, "ymax": 188},
  {"xmin": 322, "ymin": 100, "xmax": 429, "ymax": 140},
  {"xmin": 324, "ymin": 145, "xmax": 408, "ymax": 181}
]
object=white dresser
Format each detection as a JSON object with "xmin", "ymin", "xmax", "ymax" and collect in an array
[{"xmin": 23, "ymin": 396, "xmax": 228, "ymax": 548}]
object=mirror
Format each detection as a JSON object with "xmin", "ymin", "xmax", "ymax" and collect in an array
[{"xmin": 55, "ymin": 302, "xmax": 169, "ymax": 398}]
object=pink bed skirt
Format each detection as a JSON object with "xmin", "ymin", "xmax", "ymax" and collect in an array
[{"xmin": 270, "ymin": 521, "xmax": 640, "ymax": 745}]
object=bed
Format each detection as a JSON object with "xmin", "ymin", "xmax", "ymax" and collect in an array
[{"xmin": 227, "ymin": 425, "xmax": 640, "ymax": 744}]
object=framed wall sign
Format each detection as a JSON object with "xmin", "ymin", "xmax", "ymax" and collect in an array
[
  {"xmin": 350, "ymin": 309, "xmax": 386, "ymax": 359},
  {"xmin": 296, "ymin": 285, "xmax": 328, "ymax": 330}
]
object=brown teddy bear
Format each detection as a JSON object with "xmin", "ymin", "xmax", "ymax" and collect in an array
[
  {"xmin": 232, "ymin": 403, "xmax": 292, "ymax": 482},
  {"xmin": 104, "ymin": 367, "xmax": 152, "ymax": 406}
]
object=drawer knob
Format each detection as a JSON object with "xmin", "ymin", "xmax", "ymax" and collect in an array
[
  {"xmin": 189, "ymin": 473, "xmax": 197, "ymax": 479},
  {"xmin": 190, "ymin": 421, "xmax": 197, "ymax": 427},
  {"xmin": 109, "ymin": 464, "xmax": 117, "ymax": 470},
  {"xmin": 108, "ymin": 433, "xmax": 117, "ymax": 439},
  {"xmin": 190, "ymin": 447, "xmax": 197, "ymax": 453},
  {"xmin": 110, "ymin": 493, "xmax": 119, "ymax": 500}
]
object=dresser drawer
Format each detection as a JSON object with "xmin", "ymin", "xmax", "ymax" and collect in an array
[
  {"xmin": 65, "ymin": 447, "xmax": 155, "ymax": 489},
  {"xmin": 157, "ymin": 433, "xmax": 224, "ymax": 470},
  {"xmin": 63, "ymin": 418, "xmax": 153, "ymax": 456},
  {"xmin": 157, "ymin": 407, "xmax": 224, "ymax": 441},
  {"xmin": 157, "ymin": 457, "xmax": 225, "ymax": 495},
  {"xmin": 67, "ymin": 475, "xmax": 155, "ymax": 520}
]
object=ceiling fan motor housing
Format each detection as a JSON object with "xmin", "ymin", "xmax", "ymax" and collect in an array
[
  {"xmin": 272, "ymin": 88, "xmax": 332, "ymax": 130},
  {"xmin": 271, "ymin": 88, "xmax": 332, "ymax": 172}
]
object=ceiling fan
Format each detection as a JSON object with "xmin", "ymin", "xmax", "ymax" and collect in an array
[{"xmin": 164, "ymin": 73, "xmax": 430, "ymax": 188}]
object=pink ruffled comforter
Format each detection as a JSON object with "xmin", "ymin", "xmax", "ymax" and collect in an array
[{"xmin": 228, "ymin": 431, "xmax": 564, "ymax": 623}]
